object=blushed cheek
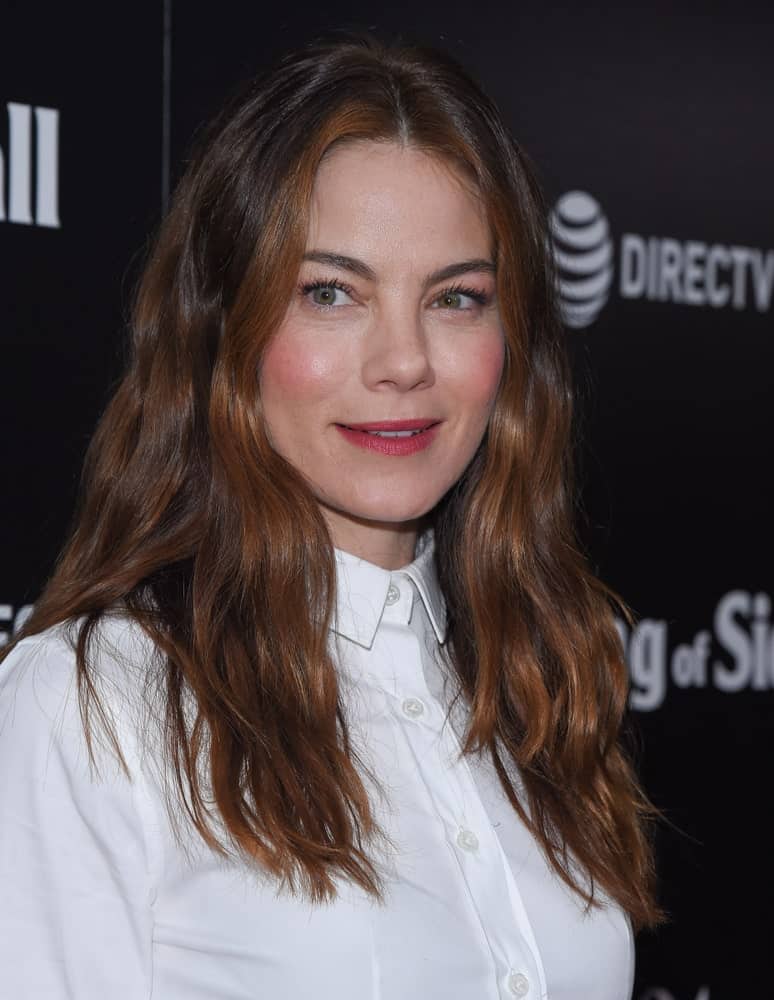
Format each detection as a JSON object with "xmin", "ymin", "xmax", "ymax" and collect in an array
[
  {"xmin": 464, "ymin": 333, "xmax": 506, "ymax": 412},
  {"xmin": 259, "ymin": 329, "xmax": 341, "ymax": 402},
  {"xmin": 486, "ymin": 336, "xmax": 507, "ymax": 394}
]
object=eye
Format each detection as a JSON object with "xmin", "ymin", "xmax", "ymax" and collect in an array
[
  {"xmin": 432, "ymin": 284, "xmax": 490, "ymax": 310},
  {"xmin": 301, "ymin": 278, "xmax": 355, "ymax": 308}
]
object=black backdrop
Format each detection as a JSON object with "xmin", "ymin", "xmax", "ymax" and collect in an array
[{"xmin": 2, "ymin": 4, "xmax": 772, "ymax": 998}]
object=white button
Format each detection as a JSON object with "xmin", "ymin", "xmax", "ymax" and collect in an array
[
  {"xmin": 402, "ymin": 697, "xmax": 425, "ymax": 719},
  {"xmin": 456, "ymin": 827, "xmax": 479, "ymax": 852},
  {"xmin": 385, "ymin": 584, "xmax": 400, "ymax": 605},
  {"xmin": 507, "ymin": 971, "xmax": 530, "ymax": 997}
]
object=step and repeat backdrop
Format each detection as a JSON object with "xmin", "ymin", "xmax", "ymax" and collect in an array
[{"xmin": 2, "ymin": 3, "xmax": 771, "ymax": 998}]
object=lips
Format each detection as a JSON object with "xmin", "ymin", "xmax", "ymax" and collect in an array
[
  {"xmin": 335, "ymin": 420, "xmax": 441, "ymax": 455},
  {"xmin": 338, "ymin": 419, "xmax": 439, "ymax": 432}
]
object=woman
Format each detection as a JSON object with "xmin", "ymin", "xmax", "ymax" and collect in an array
[{"xmin": 0, "ymin": 33, "xmax": 661, "ymax": 999}]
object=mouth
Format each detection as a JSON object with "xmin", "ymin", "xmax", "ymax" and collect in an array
[
  {"xmin": 334, "ymin": 419, "xmax": 442, "ymax": 455},
  {"xmin": 336, "ymin": 419, "xmax": 440, "ymax": 438}
]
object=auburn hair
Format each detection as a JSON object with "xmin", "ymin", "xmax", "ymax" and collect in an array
[{"xmin": 6, "ymin": 34, "xmax": 661, "ymax": 928}]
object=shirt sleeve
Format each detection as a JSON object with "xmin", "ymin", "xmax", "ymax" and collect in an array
[{"xmin": 0, "ymin": 632, "xmax": 158, "ymax": 999}]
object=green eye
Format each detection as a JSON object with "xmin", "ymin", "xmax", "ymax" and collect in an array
[
  {"xmin": 312, "ymin": 286, "xmax": 339, "ymax": 305},
  {"xmin": 434, "ymin": 285, "xmax": 488, "ymax": 310},
  {"xmin": 302, "ymin": 280, "xmax": 355, "ymax": 307}
]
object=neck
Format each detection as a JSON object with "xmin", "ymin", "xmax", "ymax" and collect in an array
[{"xmin": 320, "ymin": 508, "xmax": 421, "ymax": 570}]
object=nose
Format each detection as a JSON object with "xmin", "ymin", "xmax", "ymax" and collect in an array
[{"xmin": 361, "ymin": 305, "xmax": 435, "ymax": 392}]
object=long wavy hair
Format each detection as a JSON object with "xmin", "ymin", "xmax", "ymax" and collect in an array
[{"xmin": 6, "ymin": 34, "xmax": 661, "ymax": 927}]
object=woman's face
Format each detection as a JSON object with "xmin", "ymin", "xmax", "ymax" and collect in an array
[{"xmin": 259, "ymin": 140, "xmax": 505, "ymax": 566}]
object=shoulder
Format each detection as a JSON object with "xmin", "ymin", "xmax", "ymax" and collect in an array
[
  {"xmin": 1, "ymin": 612, "xmax": 160, "ymax": 697},
  {"xmin": 0, "ymin": 614, "xmax": 163, "ymax": 770}
]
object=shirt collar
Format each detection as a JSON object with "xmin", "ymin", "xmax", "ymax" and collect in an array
[{"xmin": 331, "ymin": 529, "xmax": 447, "ymax": 649}]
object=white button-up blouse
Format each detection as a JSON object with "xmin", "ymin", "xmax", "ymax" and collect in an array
[{"xmin": 0, "ymin": 532, "xmax": 634, "ymax": 999}]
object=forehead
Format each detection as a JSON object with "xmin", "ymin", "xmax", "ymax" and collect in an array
[{"xmin": 306, "ymin": 140, "xmax": 491, "ymax": 261}]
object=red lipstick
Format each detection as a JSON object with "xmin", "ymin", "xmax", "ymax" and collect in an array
[
  {"xmin": 343, "ymin": 419, "xmax": 437, "ymax": 432},
  {"xmin": 335, "ymin": 419, "xmax": 441, "ymax": 456}
]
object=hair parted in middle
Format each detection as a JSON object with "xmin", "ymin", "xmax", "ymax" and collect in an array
[{"xmin": 10, "ymin": 32, "xmax": 662, "ymax": 929}]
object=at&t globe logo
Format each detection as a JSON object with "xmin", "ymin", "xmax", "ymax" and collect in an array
[{"xmin": 550, "ymin": 191, "xmax": 614, "ymax": 329}]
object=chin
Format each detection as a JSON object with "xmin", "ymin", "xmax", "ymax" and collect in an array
[
  {"xmin": 337, "ymin": 494, "xmax": 440, "ymax": 525},
  {"xmin": 359, "ymin": 506, "xmax": 433, "ymax": 525}
]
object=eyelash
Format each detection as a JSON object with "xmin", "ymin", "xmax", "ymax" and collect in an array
[
  {"xmin": 435, "ymin": 282, "xmax": 490, "ymax": 306},
  {"xmin": 300, "ymin": 278, "xmax": 355, "ymax": 303},
  {"xmin": 299, "ymin": 277, "xmax": 490, "ymax": 308}
]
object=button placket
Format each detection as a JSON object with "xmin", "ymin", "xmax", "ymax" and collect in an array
[
  {"xmin": 343, "ymin": 553, "xmax": 549, "ymax": 1000},
  {"xmin": 432, "ymin": 721, "xmax": 546, "ymax": 1000}
]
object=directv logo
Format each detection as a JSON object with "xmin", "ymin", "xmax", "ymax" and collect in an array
[
  {"xmin": 549, "ymin": 189, "xmax": 773, "ymax": 328},
  {"xmin": 550, "ymin": 191, "xmax": 614, "ymax": 329}
]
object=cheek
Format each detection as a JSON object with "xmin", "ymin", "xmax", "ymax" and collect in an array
[
  {"xmin": 445, "ymin": 333, "xmax": 505, "ymax": 412},
  {"xmin": 259, "ymin": 327, "xmax": 344, "ymax": 409},
  {"xmin": 480, "ymin": 336, "xmax": 507, "ymax": 399}
]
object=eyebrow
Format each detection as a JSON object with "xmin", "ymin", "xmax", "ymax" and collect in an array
[{"xmin": 301, "ymin": 250, "xmax": 497, "ymax": 289}]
